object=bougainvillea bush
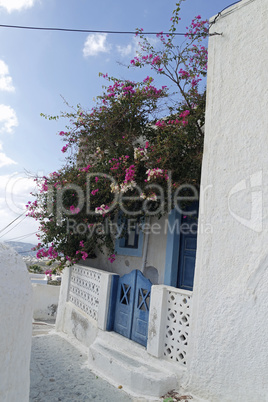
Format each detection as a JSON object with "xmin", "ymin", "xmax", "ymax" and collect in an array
[{"xmin": 27, "ymin": 1, "xmax": 209, "ymax": 270}]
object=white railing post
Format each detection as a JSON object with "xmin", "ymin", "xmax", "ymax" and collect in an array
[
  {"xmin": 97, "ymin": 273, "xmax": 118, "ymax": 331},
  {"xmin": 147, "ymin": 285, "xmax": 193, "ymax": 367},
  {"xmin": 147, "ymin": 285, "xmax": 168, "ymax": 358},
  {"xmin": 163, "ymin": 286, "xmax": 192, "ymax": 366}
]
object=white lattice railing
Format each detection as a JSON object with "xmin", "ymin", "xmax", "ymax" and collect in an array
[
  {"xmin": 68, "ymin": 265, "xmax": 101, "ymax": 322},
  {"xmin": 147, "ymin": 285, "xmax": 192, "ymax": 367},
  {"xmin": 163, "ymin": 288, "xmax": 192, "ymax": 366}
]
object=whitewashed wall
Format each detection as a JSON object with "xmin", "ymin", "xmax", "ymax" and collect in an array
[
  {"xmin": 83, "ymin": 215, "xmax": 168, "ymax": 284},
  {"xmin": 188, "ymin": 1, "xmax": 268, "ymax": 401},
  {"xmin": 32, "ymin": 283, "xmax": 60, "ymax": 321},
  {"xmin": 0, "ymin": 243, "xmax": 32, "ymax": 402},
  {"xmin": 29, "ymin": 273, "xmax": 47, "ymax": 284}
]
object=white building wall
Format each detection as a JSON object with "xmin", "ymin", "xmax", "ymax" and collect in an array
[
  {"xmin": 83, "ymin": 215, "xmax": 168, "ymax": 284},
  {"xmin": 0, "ymin": 243, "xmax": 32, "ymax": 402},
  {"xmin": 188, "ymin": 1, "xmax": 268, "ymax": 401},
  {"xmin": 32, "ymin": 283, "xmax": 60, "ymax": 321}
]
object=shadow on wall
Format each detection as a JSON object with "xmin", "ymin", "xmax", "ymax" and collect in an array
[{"xmin": 143, "ymin": 266, "xmax": 159, "ymax": 285}]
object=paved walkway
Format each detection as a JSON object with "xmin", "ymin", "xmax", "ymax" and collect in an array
[{"xmin": 30, "ymin": 322, "xmax": 134, "ymax": 402}]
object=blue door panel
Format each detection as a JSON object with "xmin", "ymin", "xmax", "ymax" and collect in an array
[
  {"xmin": 134, "ymin": 318, "xmax": 147, "ymax": 337},
  {"xmin": 177, "ymin": 202, "xmax": 198, "ymax": 291},
  {"xmin": 113, "ymin": 271, "xmax": 136, "ymax": 338},
  {"xmin": 131, "ymin": 271, "xmax": 152, "ymax": 347},
  {"xmin": 178, "ymin": 237, "xmax": 197, "ymax": 290},
  {"xmin": 116, "ymin": 311, "xmax": 129, "ymax": 328},
  {"xmin": 180, "ymin": 255, "xmax": 196, "ymax": 290},
  {"xmin": 185, "ymin": 237, "xmax": 197, "ymax": 251}
]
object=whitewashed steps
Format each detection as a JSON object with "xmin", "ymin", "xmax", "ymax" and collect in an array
[{"xmin": 88, "ymin": 331, "xmax": 179, "ymax": 399}]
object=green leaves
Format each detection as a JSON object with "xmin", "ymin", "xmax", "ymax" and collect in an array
[{"xmin": 31, "ymin": 1, "xmax": 207, "ymax": 269}]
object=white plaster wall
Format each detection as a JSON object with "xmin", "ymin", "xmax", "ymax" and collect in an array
[
  {"xmin": 188, "ymin": 1, "xmax": 268, "ymax": 400},
  {"xmin": 32, "ymin": 284, "xmax": 60, "ymax": 320},
  {"xmin": 0, "ymin": 243, "xmax": 32, "ymax": 402},
  {"xmin": 29, "ymin": 273, "xmax": 47, "ymax": 284},
  {"xmin": 55, "ymin": 267, "xmax": 71, "ymax": 332},
  {"xmin": 60, "ymin": 301, "xmax": 99, "ymax": 347},
  {"xmin": 83, "ymin": 215, "xmax": 168, "ymax": 284},
  {"xmin": 146, "ymin": 215, "xmax": 168, "ymax": 284}
]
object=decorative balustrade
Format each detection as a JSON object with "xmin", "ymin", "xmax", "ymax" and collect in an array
[
  {"xmin": 68, "ymin": 265, "xmax": 101, "ymax": 322},
  {"xmin": 163, "ymin": 288, "xmax": 192, "ymax": 366},
  {"xmin": 147, "ymin": 285, "xmax": 192, "ymax": 367}
]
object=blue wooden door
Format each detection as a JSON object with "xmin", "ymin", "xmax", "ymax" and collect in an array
[
  {"xmin": 177, "ymin": 203, "xmax": 198, "ymax": 291},
  {"xmin": 131, "ymin": 271, "xmax": 152, "ymax": 346},
  {"xmin": 113, "ymin": 270, "xmax": 152, "ymax": 347},
  {"xmin": 113, "ymin": 271, "xmax": 136, "ymax": 338}
]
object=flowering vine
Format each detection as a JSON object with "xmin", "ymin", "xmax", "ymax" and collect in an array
[{"xmin": 28, "ymin": 1, "xmax": 207, "ymax": 270}]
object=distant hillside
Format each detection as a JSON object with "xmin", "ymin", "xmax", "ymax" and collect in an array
[{"xmin": 4, "ymin": 241, "xmax": 37, "ymax": 257}]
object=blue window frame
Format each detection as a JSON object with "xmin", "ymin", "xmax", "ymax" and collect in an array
[{"xmin": 115, "ymin": 216, "xmax": 144, "ymax": 257}]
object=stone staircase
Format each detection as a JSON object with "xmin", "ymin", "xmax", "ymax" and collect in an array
[{"xmin": 88, "ymin": 331, "xmax": 180, "ymax": 399}]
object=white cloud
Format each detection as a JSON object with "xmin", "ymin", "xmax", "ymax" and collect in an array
[
  {"xmin": 116, "ymin": 44, "xmax": 133, "ymax": 57},
  {"xmin": 83, "ymin": 33, "xmax": 111, "ymax": 57},
  {"xmin": 0, "ymin": 153, "xmax": 16, "ymax": 168},
  {"xmin": 0, "ymin": 143, "xmax": 17, "ymax": 167},
  {"xmin": 0, "ymin": 60, "xmax": 15, "ymax": 92},
  {"xmin": 116, "ymin": 37, "xmax": 140, "ymax": 58},
  {"xmin": 0, "ymin": 0, "xmax": 36, "ymax": 12},
  {"xmin": 0, "ymin": 105, "xmax": 18, "ymax": 133}
]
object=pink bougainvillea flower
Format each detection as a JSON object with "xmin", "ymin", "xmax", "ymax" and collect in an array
[
  {"xmin": 108, "ymin": 254, "xmax": 116, "ymax": 263},
  {"xmin": 180, "ymin": 110, "xmax": 190, "ymax": 118},
  {"xmin": 70, "ymin": 206, "xmax": 80, "ymax": 214},
  {"xmin": 81, "ymin": 251, "xmax": 88, "ymax": 260},
  {"xmin": 61, "ymin": 145, "xmax": 68, "ymax": 153},
  {"xmin": 91, "ymin": 189, "xmax": 99, "ymax": 196}
]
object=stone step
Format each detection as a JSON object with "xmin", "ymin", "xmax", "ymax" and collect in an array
[{"xmin": 88, "ymin": 331, "xmax": 179, "ymax": 399}]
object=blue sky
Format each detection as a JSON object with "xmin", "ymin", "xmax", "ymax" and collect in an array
[{"xmin": 0, "ymin": 0, "xmax": 234, "ymax": 244}]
